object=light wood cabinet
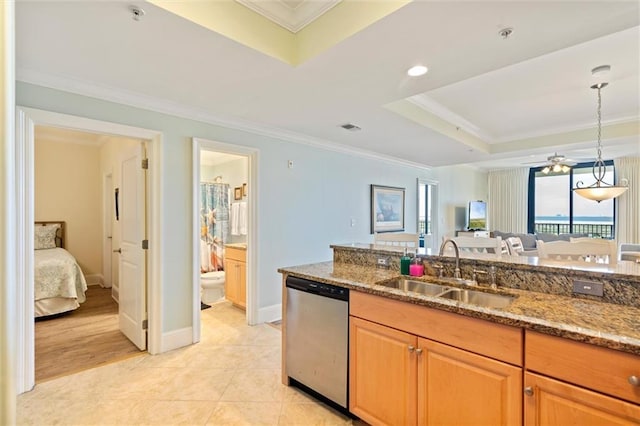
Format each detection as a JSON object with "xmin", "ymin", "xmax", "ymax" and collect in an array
[
  {"xmin": 349, "ymin": 292, "xmax": 523, "ymax": 426},
  {"xmin": 524, "ymin": 331, "xmax": 640, "ymax": 425},
  {"xmin": 524, "ymin": 372, "xmax": 640, "ymax": 425},
  {"xmin": 225, "ymin": 246, "xmax": 246, "ymax": 309},
  {"xmin": 349, "ymin": 316, "xmax": 417, "ymax": 425},
  {"xmin": 419, "ymin": 338, "xmax": 522, "ymax": 425}
]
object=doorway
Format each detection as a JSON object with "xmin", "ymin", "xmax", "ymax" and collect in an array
[
  {"xmin": 33, "ymin": 125, "xmax": 146, "ymax": 381},
  {"xmin": 15, "ymin": 107, "xmax": 163, "ymax": 394},
  {"xmin": 191, "ymin": 138, "xmax": 258, "ymax": 342}
]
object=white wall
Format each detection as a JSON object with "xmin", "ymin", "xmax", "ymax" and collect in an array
[
  {"xmin": 431, "ymin": 164, "xmax": 489, "ymax": 242},
  {"xmin": 17, "ymin": 82, "xmax": 487, "ymax": 331}
]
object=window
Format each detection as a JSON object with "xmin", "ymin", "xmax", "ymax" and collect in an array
[
  {"xmin": 417, "ymin": 179, "xmax": 438, "ymax": 250},
  {"xmin": 528, "ymin": 161, "xmax": 615, "ymax": 238}
]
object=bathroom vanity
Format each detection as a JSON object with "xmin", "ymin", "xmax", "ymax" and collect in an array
[{"xmin": 225, "ymin": 244, "xmax": 246, "ymax": 309}]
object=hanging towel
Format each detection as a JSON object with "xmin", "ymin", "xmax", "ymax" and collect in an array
[
  {"xmin": 239, "ymin": 202, "xmax": 248, "ymax": 235},
  {"xmin": 230, "ymin": 202, "xmax": 240, "ymax": 235}
]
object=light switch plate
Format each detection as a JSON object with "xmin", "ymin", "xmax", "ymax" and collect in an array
[{"xmin": 573, "ymin": 280, "xmax": 603, "ymax": 297}]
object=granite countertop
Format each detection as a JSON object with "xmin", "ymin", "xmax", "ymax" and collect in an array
[
  {"xmin": 278, "ymin": 261, "xmax": 640, "ymax": 356},
  {"xmin": 331, "ymin": 243, "xmax": 640, "ymax": 278}
]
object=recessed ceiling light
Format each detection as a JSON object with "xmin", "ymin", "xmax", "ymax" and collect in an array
[{"xmin": 407, "ymin": 65, "xmax": 428, "ymax": 77}]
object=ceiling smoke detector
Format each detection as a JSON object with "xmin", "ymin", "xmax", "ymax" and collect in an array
[
  {"xmin": 129, "ymin": 5, "xmax": 145, "ymax": 21},
  {"xmin": 340, "ymin": 123, "xmax": 361, "ymax": 132}
]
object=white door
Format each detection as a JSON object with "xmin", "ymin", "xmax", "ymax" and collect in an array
[
  {"xmin": 118, "ymin": 142, "xmax": 147, "ymax": 350},
  {"xmin": 102, "ymin": 173, "xmax": 113, "ymax": 288}
]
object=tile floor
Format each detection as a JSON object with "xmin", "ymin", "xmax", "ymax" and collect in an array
[{"xmin": 17, "ymin": 301, "xmax": 354, "ymax": 425}]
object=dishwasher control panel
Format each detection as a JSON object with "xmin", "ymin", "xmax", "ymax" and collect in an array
[{"xmin": 286, "ymin": 276, "xmax": 349, "ymax": 301}]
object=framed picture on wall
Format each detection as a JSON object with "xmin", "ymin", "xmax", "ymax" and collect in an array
[
  {"xmin": 234, "ymin": 187, "xmax": 242, "ymax": 200},
  {"xmin": 242, "ymin": 183, "xmax": 247, "ymax": 197},
  {"xmin": 371, "ymin": 184, "xmax": 405, "ymax": 233}
]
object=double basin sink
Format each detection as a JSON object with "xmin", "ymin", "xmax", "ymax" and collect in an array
[{"xmin": 378, "ymin": 278, "xmax": 515, "ymax": 309}]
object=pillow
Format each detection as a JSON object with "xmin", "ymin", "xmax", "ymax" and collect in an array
[
  {"xmin": 535, "ymin": 232, "xmax": 566, "ymax": 243},
  {"xmin": 492, "ymin": 230, "xmax": 537, "ymax": 250},
  {"xmin": 517, "ymin": 233, "xmax": 537, "ymax": 250},
  {"xmin": 34, "ymin": 224, "xmax": 60, "ymax": 250}
]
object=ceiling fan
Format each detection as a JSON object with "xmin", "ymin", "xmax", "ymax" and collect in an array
[{"xmin": 522, "ymin": 153, "xmax": 582, "ymax": 174}]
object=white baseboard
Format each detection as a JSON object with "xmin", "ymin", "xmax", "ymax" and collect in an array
[
  {"xmin": 160, "ymin": 327, "xmax": 193, "ymax": 353},
  {"xmin": 85, "ymin": 274, "xmax": 103, "ymax": 286},
  {"xmin": 258, "ymin": 303, "xmax": 282, "ymax": 324}
]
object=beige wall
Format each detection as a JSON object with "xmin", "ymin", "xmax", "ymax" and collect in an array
[{"xmin": 34, "ymin": 130, "xmax": 102, "ymax": 279}]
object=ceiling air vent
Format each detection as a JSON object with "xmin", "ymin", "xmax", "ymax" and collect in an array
[{"xmin": 340, "ymin": 123, "xmax": 361, "ymax": 132}]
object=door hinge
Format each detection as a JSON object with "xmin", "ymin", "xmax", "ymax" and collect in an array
[
  {"xmin": 141, "ymin": 158, "xmax": 149, "ymax": 169},
  {"xmin": 142, "ymin": 239, "xmax": 149, "ymax": 250},
  {"xmin": 142, "ymin": 319, "xmax": 148, "ymax": 330}
]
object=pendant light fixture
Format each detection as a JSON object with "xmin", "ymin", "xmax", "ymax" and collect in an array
[{"xmin": 573, "ymin": 65, "xmax": 628, "ymax": 203}]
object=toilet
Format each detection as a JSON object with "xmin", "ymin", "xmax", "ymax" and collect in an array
[{"xmin": 201, "ymin": 271, "xmax": 225, "ymax": 304}]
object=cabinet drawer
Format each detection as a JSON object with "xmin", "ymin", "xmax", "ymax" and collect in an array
[
  {"xmin": 225, "ymin": 247, "xmax": 246, "ymax": 262},
  {"xmin": 350, "ymin": 291, "xmax": 522, "ymax": 366},
  {"xmin": 526, "ymin": 331, "xmax": 640, "ymax": 404}
]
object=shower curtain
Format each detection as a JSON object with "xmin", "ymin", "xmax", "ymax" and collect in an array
[{"xmin": 200, "ymin": 183, "xmax": 230, "ymax": 272}]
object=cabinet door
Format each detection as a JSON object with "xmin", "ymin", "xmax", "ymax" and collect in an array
[
  {"xmin": 418, "ymin": 338, "xmax": 522, "ymax": 426},
  {"xmin": 524, "ymin": 372, "xmax": 640, "ymax": 425},
  {"xmin": 225, "ymin": 258, "xmax": 239, "ymax": 304},
  {"xmin": 236, "ymin": 259, "xmax": 246, "ymax": 308},
  {"xmin": 350, "ymin": 316, "xmax": 417, "ymax": 426}
]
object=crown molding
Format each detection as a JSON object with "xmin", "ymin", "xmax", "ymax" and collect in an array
[
  {"xmin": 235, "ymin": 0, "xmax": 341, "ymax": 33},
  {"xmin": 407, "ymin": 94, "xmax": 492, "ymax": 142},
  {"xmin": 17, "ymin": 68, "xmax": 431, "ymax": 171},
  {"xmin": 408, "ymin": 93, "xmax": 640, "ymax": 146}
]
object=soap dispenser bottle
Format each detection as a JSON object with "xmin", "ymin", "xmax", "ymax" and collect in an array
[
  {"xmin": 409, "ymin": 257, "xmax": 424, "ymax": 277},
  {"xmin": 400, "ymin": 248, "xmax": 411, "ymax": 275}
]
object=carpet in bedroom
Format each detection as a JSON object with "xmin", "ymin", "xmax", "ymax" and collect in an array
[{"xmin": 35, "ymin": 286, "xmax": 143, "ymax": 383}]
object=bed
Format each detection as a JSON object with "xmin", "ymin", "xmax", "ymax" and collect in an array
[{"xmin": 34, "ymin": 221, "xmax": 88, "ymax": 317}]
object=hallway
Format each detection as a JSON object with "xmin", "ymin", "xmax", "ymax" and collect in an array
[{"xmin": 18, "ymin": 302, "xmax": 352, "ymax": 425}]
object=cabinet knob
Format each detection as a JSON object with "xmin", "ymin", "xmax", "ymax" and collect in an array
[
  {"xmin": 408, "ymin": 345, "xmax": 415, "ymax": 352},
  {"xmin": 415, "ymin": 348, "xmax": 423, "ymax": 355},
  {"xmin": 629, "ymin": 376, "xmax": 640, "ymax": 386},
  {"xmin": 524, "ymin": 386, "xmax": 534, "ymax": 396}
]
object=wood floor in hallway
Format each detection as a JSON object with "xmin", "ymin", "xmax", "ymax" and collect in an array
[{"xmin": 35, "ymin": 286, "xmax": 143, "ymax": 382}]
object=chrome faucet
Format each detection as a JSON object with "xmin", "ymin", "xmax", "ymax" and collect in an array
[{"xmin": 439, "ymin": 239, "xmax": 461, "ymax": 279}]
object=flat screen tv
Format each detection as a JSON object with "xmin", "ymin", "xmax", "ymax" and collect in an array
[{"xmin": 468, "ymin": 201, "xmax": 487, "ymax": 231}]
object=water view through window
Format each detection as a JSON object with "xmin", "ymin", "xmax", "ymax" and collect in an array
[{"xmin": 533, "ymin": 165, "xmax": 614, "ymax": 238}]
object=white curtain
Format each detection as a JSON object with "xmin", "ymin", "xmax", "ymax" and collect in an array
[
  {"xmin": 488, "ymin": 168, "xmax": 529, "ymax": 233},
  {"xmin": 614, "ymin": 157, "xmax": 640, "ymax": 244}
]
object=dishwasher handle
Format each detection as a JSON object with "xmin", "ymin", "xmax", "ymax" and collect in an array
[{"xmin": 286, "ymin": 276, "xmax": 349, "ymax": 301}]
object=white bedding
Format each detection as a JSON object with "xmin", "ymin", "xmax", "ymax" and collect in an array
[{"xmin": 34, "ymin": 247, "xmax": 88, "ymax": 317}]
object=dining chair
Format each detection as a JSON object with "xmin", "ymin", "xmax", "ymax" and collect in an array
[
  {"xmin": 374, "ymin": 232, "xmax": 420, "ymax": 249},
  {"xmin": 537, "ymin": 239, "xmax": 617, "ymax": 265},
  {"xmin": 451, "ymin": 236, "xmax": 503, "ymax": 255},
  {"xmin": 505, "ymin": 237, "xmax": 524, "ymax": 255}
]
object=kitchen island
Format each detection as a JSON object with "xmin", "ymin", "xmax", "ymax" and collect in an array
[{"xmin": 279, "ymin": 243, "xmax": 640, "ymax": 425}]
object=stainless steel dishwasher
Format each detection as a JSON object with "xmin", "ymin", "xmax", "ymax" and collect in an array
[{"xmin": 285, "ymin": 276, "xmax": 349, "ymax": 411}]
